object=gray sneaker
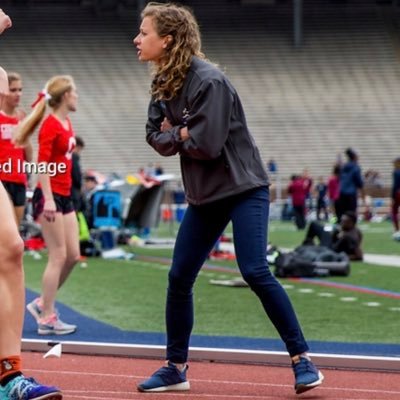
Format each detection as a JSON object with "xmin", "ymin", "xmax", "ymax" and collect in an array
[{"xmin": 38, "ymin": 313, "xmax": 77, "ymax": 335}]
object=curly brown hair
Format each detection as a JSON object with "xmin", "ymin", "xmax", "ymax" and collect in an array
[{"xmin": 141, "ymin": 2, "xmax": 205, "ymax": 101}]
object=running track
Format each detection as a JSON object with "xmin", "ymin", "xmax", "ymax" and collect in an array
[{"xmin": 23, "ymin": 351, "xmax": 400, "ymax": 400}]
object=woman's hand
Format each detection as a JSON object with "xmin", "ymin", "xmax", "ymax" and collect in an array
[
  {"xmin": 0, "ymin": 9, "xmax": 12, "ymax": 35},
  {"xmin": 160, "ymin": 117, "xmax": 190, "ymax": 141},
  {"xmin": 12, "ymin": 133, "xmax": 29, "ymax": 148},
  {"xmin": 180, "ymin": 126, "xmax": 190, "ymax": 141},
  {"xmin": 160, "ymin": 117, "xmax": 172, "ymax": 132},
  {"xmin": 43, "ymin": 199, "xmax": 57, "ymax": 222}
]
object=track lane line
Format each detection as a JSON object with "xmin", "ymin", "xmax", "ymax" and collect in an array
[{"xmin": 25, "ymin": 368, "xmax": 400, "ymax": 396}]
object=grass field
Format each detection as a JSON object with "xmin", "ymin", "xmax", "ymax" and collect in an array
[{"xmin": 23, "ymin": 220, "xmax": 400, "ymax": 344}]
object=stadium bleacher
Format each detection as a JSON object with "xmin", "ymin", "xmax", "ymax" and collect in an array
[{"xmin": 1, "ymin": 0, "xmax": 399, "ymax": 189}]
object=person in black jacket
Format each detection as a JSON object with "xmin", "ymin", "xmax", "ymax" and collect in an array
[
  {"xmin": 336, "ymin": 148, "xmax": 365, "ymax": 222},
  {"xmin": 133, "ymin": 2, "xmax": 323, "ymax": 395},
  {"xmin": 71, "ymin": 135, "xmax": 85, "ymax": 212}
]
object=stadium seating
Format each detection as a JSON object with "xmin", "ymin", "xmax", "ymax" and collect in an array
[{"xmin": 1, "ymin": 0, "xmax": 399, "ymax": 189}]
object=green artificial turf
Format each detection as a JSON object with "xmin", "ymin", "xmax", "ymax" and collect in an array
[{"xmin": 23, "ymin": 220, "xmax": 400, "ymax": 344}]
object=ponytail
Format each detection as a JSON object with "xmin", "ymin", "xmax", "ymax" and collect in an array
[
  {"xmin": 14, "ymin": 74, "xmax": 74, "ymax": 146},
  {"xmin": 14, "ymin": 96, "xmax": 46, "ymax": 146}
]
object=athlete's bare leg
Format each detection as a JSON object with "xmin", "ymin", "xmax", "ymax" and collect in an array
[
  {"xmin": 0, "ymin": 182, "xmax": 25, "ymax": 358},
  {"xmin": 38, "ymin": 211, "xmax": 79, "ymax": 318}
]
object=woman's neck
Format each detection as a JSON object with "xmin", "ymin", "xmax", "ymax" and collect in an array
[
  {"xmin": 53, "ymin": 107, "xmax": 69, "ymax": 122},
  {"xmin": 1, "ymin": 104, "xmax": 16, "ymax": 117},
  {"xmin": 52, "ymin": 108, "xmax": 70, "ymax": 129}
]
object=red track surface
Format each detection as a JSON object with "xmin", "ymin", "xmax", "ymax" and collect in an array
[{"xmin": 23, "ymin": 351, "xmax": 400, "ymax": 400}]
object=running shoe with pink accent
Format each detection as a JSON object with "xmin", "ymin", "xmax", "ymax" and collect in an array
[{"xmin": 37, "ymin": 314, "xmax": 76, "ymax": 336}]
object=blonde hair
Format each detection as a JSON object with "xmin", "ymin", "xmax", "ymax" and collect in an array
[
  {"xmin": 15, "ymin": 75, "xmax": 74, "ymax": 145},
  {"xmin": 142, "ymin": 2, "xmax": 205, "ymax": 100}
]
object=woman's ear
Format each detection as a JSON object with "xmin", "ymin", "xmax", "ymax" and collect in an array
[{"xmin": 163, "ymin": 35, "xmax": 173, "ymax": 49}]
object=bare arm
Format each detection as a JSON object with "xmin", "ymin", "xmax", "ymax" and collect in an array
[
  {"xmin": 0, "ymin": 10, "xmax": 12, "ymax": 106},
  {"xmin": 24, "ymin": 141, "xmax": 33, "ymax": 163},
  {"xmin": 0, "ymin": 67, "xmax": 7, "ymax": 107}
]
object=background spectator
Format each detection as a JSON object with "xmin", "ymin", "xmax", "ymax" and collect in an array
[
  {"xmin": 327, "ymin": 164, "xmax": 341, "ymax": 221},
  {"xmin": 301, "ymin": 168, "xmax": 313, "ymax": 211},
  {"xmin": 267, "ymin": 158, "xmax": 278, "ymax": 174},
  {"xmin": 391, "ymin": 157, "xmax": 400, "ymax": 240},
  {"xmin": 303, "ymin": 210, "xmax": 363, "ymax": 261},
  {"xmin": 287, "ymin": 174, "xmax": 307, "ymax": 230},
  {"xmin": 314, "ymin": 176, "xmax": 328, "ymax": 221},
  {"xmin": 336, "ymin": 148, "xmax": 365, "ymax": 222},
  {"xmin": 71, "ymin": 135, "xmax": 85, "ymax": 212}
]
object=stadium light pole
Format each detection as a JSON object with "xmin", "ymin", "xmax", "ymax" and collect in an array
[{"xmin": 293, "ymin": 0, "xmax": 303, "ymax": 47}]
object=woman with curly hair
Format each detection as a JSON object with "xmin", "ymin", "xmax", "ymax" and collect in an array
[{"xmin": 133, "ymin": 2, "xmax": 323, "ymax": 395}]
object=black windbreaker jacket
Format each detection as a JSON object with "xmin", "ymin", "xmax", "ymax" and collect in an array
[{"xmin": 146, "ymin": 56, "xmax": 269, "ymax": 205}]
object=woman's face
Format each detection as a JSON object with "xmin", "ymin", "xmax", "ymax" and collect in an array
[
  {"xmin": 6, "ymin": 79, "xmax": 22, "ymax": 109},
  {"xmin": 64, "ymin": 85, "xmax": 78, "ymax": 112},
  {"xmin": 133, "ymin": 16, "xmax": 169, "ymax": 64}
]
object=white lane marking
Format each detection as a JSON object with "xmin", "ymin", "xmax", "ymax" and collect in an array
[{"xmin": 340, "ymin": 297, "xmax": 358, "ymax": 302}]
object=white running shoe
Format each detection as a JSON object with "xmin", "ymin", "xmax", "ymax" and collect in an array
[
  {"xmin": 38, "ymin": 313, "xmax": 77, "ymax": 335},
  {"xmin": 392, "ymin": 231, "xmax": 400, "ymax": 241}
]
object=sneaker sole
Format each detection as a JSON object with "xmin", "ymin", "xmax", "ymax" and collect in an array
[
  {"xmin": 295, "ymin": 371, "xmax": 324, "ymax": 395},
  {"xmin": 137, "ymin": 381, "xmax": 190, "ymax": 392},
  {"xmin": 38, "ymin": 328, "xmax": 77, "ymax": 335},
  {"xmin": 34, "ymin": 393, "xmax": 63, "ymax": 400},
  {"xmin": 27, "ymin": 303, "xmax": 41, "ymax": 322}
]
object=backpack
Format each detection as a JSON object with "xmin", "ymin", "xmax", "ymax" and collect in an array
[{"xmin": 274, "ymin": 245, "xmax": 350, "ymax": 278}]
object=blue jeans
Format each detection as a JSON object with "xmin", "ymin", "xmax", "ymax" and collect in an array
[{"xmin": 166, "ymin": 186, "xmax": 309, "ymax": 362}]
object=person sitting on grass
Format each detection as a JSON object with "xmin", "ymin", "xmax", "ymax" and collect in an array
[{"xmin": 302, "ymin": 210, "xmax": 363, "ymax": 261}]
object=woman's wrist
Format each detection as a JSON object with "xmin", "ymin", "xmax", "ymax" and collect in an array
[{"xmin": 180, "ymin": 126, "xmax": 189, "ymax": 141}]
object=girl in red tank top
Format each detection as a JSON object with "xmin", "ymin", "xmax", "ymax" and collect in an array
[
  {"xmin": 14, "ymin": 75, "xmax": 80, "ymax": 336},
  {"xmin": 0, "ymin": 72, "xmax": 33, "ymax": 226}
]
